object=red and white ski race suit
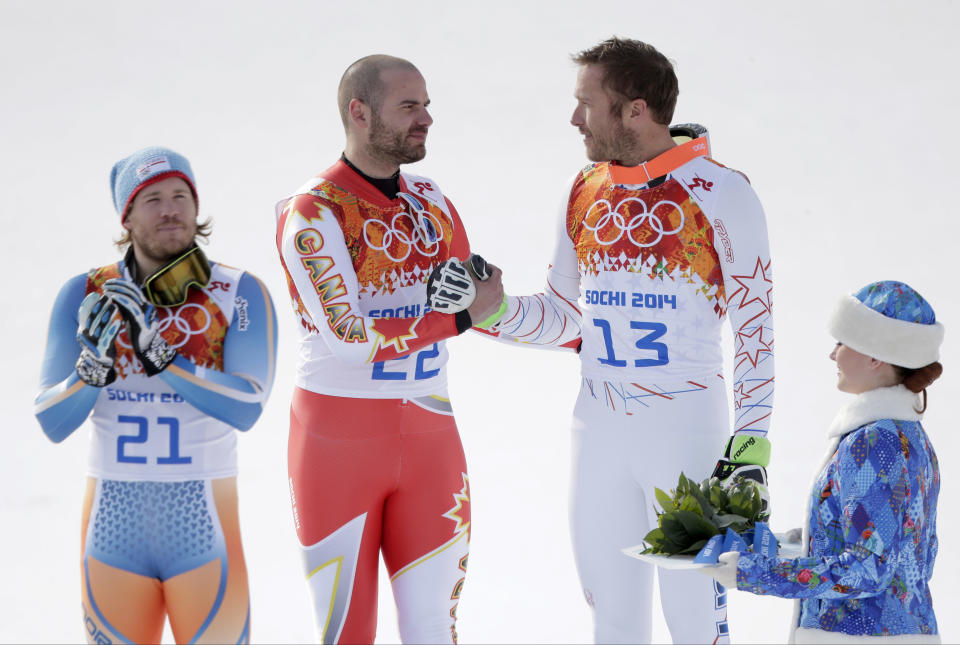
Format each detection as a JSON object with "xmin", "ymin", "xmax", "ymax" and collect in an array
[{"xmin": 276, "ymin": 160, "xmax": 473, "ymax": 644}]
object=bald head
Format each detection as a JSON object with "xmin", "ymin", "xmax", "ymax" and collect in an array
[{"xmin": 338, "ymin": 55, "xmax": 420, "ymax": 129}]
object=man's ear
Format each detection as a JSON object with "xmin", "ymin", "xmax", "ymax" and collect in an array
[
  {"xmin": 625, "ymin": 97, "xmax": 647, "ymax": 122},
  {"xmin": 349, "ymin": 98, "xmax": 371, "ymax": 130}
]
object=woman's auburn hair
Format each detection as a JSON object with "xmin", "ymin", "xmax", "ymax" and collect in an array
[{"xmin": 894, "ymin": 361, "xmax": 943, "ymax": 413}]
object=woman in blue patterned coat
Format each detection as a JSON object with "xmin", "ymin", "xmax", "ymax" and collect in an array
[{"xmin": 704, "ymin": 280, "xmax": 944, "ymax": 643}]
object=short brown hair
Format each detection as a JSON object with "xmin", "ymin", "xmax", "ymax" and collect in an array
[
  {"xmin": 337, "ymin": 55, "xmax": 419, "ymax": 128},
  {"xmin": 572, "ymin": 37, "xmax": 678, "ymax": 125}
]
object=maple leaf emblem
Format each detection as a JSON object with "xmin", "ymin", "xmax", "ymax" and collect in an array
[
  {"xmin": 368, "ymin": 317, "xmax": 420, "ymax": 357},
  {"xmin": 442, "ymin": 473, "xmax": 471, "ymax": 539}
]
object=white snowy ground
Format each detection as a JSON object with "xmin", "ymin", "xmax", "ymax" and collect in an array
[{"xmin": 2, "ymin": 1, "xmax": 957, "ymax": 643}]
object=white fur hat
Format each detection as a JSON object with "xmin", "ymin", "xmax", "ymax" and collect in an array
[{"xmin": 828, "ymin": 281, "xmax": 943, "ymax": 369}]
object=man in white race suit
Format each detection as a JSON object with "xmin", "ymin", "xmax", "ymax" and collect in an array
[{"xmin": 431, "ymin": 37, "xmax": 775, "ymax": 644}]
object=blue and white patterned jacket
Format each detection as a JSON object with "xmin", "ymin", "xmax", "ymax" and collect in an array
[{"xmin": 737, "ymin": 385, "xmax": 940, "ymax": 643}]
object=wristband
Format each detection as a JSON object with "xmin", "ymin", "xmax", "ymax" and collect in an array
[
  {"xmin": 475, "ymin": 296, "xmax": 508, "ymax": 329},
  {"xmin": 729, "ymin": 434, "xmax": 771, "ymax": 468},
  {"xmin": 454, "ymin": 310, "xmax": 473, "ymax": 334}
]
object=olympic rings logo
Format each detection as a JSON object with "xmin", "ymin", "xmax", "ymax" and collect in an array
[
  {"xmin": 362, "ymin": 192, "xmax": 445, "ymax": 262},
  {"xmin": 582, "ymin": 197, "xmax": 685, "ymax": 247},
  {"xmin": 116, "ymin": 303, "xmax": 212, "ymax": 350}
]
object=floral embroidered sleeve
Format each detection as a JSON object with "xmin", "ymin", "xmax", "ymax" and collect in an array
[
  {"xmin": 736, "ymin": 424, "xmax": 909, "ymax": 599},
  {"xmin": 276, "ymin": 192, "xmax": 464, "ymax": 364}
]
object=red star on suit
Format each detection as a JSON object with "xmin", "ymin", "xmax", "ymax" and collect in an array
[
  {"xmin": 730, "ymin": 258, "xmax": 772, "ymax": 312},
  {"xmin": 736, "ymin": 324, "xmax": 773, "ymax": 369},
  {"xmin": 733, "ymin": 382, "xmax": 752, "ymax": 410}
]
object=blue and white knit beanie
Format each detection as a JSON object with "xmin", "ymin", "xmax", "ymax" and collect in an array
[
  {"xmin": 828, "ymin": 280, "xmax": 943, "ymax": 369},
  {"xmin": 110, "ymin": 146, "xmax": 197, "ymax": 221}
]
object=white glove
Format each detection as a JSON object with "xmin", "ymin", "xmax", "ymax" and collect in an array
[
  {"xmin": 426, "ymin": 258, "xmax": 476, "ymax": 313},
  {"xmin": 698, "ymin": 551, "xmax": 739, "ymax": 589}
]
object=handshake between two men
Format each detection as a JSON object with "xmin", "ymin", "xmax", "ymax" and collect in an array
[
  {"xmin": 426, "ymin": 254, "xmax": 508, "ymax": 329},
  {"xmin": 425, "ymin": 254, "xmax": 772, "ymax": 513}
]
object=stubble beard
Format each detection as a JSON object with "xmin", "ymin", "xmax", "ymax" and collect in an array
[
  {"xmin": 584, "ymin": 118, "xmax": 638, "ymax": 164},
  {"xmin": 132, "ymin": 224, "xmax": 197, "ymax": 271},
  {"xmin": 368, "ymin": 112, "xmax": 427, "ymax": 167}
]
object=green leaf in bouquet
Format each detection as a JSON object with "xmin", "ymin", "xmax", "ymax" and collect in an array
[
  {"xmin": 654, "ymin": 487, "xmax": 676, "ymax": 513},
  {"xmin": 644, "ymin": 527, "xmax": 666, "ymax": 542},
  {"xmin": 687, "ymin": 481, "xmax": 715, "ymax": 520},
  {"xmin": 678, "ymin": 494, "xmax": 703, "ymax": 515},
  {"xmin": 658, "ymin": 538, "xmax": 689, "ymax": 555},
  {"xmin": 678, "ymin": 538, "xmax": 709, "ymax": 555},
  {"xmin": 640, "ymin": 527, "xmax": 667, "ymax": 554},
  {"xmin": 676, "ymin": 473, "xmax": 694, "ymax": 497},
  {"xmin": 644, "ymin": 471, "xmax": 770, "ymax": 554},
  {"xmin": 708, "ymin": 484, "xmax": 728, "ymax": 511},
  {"xmin": 673, "ymin": 509, "xmax": 720, "ymax": 540},
  {"xmin": 713, "ymin": 513, "xmax": 749, "ymax": 529},
  {"xmin": 659, "ymin": 514, "xmax": 690, "ymax": 546},
  {"xmin": 750, "ymin": 485, "xmax": 763, "ymax": 515},
  {"xmin": 730, "ymin": 480, "xmax": 763, "ymax": 521},
  {"xmin": 728, "ymin": 491, "xmax": 754, "ymax": 517},
  {"xmin": 643, "ymin": 523, "xmax": 688, "ymax": 555}
]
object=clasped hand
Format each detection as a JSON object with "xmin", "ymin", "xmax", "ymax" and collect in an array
[
  {"xmin": 426, "ymin": 254, "xmax": 505, "ymax": 328},
  {"xmin": 75, "ymin": 278, "xmax": 177, "ymax": 386}
]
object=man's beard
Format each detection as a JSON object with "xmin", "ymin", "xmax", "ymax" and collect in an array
[
  {"xmin": 367, "ymin": 112, "xmax": 427, "ymax": 166},
  {"xmin": 133, "ymin": 227, "xmax": 196, "ymax": 270},
  {"xmin": 584, "ymin": 118, "xmax": 638, "ymax": 163}
]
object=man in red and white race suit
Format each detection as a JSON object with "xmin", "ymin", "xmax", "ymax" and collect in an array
[{"xmin": 275, "ymin": 55, "xmax": 503, "ymax": 644}]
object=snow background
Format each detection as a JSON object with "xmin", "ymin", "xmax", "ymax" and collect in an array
[{"xmin": 1, "ymin": 1, "xmax": 957, "ymax": 642}]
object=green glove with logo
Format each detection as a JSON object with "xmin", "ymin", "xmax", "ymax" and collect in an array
[{"xmin": 711, "ymin": 433, "xmax": 770, "ymax": 513}]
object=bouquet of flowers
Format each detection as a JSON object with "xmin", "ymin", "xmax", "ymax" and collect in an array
[{"xmin": 641, "ymin": 472, "xmax": 770, "ymax": 556}]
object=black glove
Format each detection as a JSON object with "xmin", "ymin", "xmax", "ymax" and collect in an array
[
  {"xmin": 75, "ymin": 293, "xmax": 123, "ymax": 387},
  {"xmin": 426, "ymin": 258, "xmax": 477, "ymax": 313},
  {"xmin": 102, "ymin": 278, "xmax": 176, "ymax": 376},
  {"xmin": 465, "ymin": 253, "xmax": 492, "ymax": 281}
]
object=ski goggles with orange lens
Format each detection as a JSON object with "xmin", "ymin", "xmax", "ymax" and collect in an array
[{"xmin": 143, "ymin": 246, "xmax": 212, "ymax": 307}]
